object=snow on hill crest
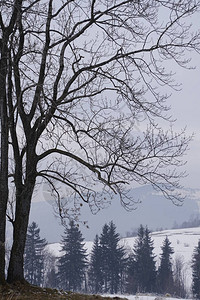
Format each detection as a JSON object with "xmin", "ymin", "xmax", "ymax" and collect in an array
[{"xmin": 47, "ymin": 226, "xmax": 200, "ymax": 259}]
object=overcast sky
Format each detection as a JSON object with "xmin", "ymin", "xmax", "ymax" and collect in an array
[
  {"xmin": 166, "ymin": 50, "xmax": 200, "ymax": 189},
  {"xmin": 29, "ymin": 6, "xmax": 200, "ymax": 242}
]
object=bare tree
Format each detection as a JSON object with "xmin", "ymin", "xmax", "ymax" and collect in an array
[
  {"xmin": 0, "ymin": 0, "xmax": 199, "ymax": 283},
  {"xmin": 43, "ymin": 248, "xmax": 57, "ymax": 288},
  {"xmin": 173, "ymin": 255, "xmax": 187, "ymax": 298}
]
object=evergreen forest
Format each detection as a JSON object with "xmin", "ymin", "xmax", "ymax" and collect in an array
[{"xmin": 23, "ymin": 222, "xmax": 200, "ymax": 298}]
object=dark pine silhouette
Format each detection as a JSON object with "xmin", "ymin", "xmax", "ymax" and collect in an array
[
  {"xmin": 127, "ymin": 225, "xmax": 157, "ymax": 293},
  {"xmin": 99, "ymin": 221, "xmax": 127, "ymax": 294},
  {"xmin": 157, "ymin": 236, "xmax": 174, "ymax": 294},
  {"xmin": 24, "ymin": 222, "xmax": 47, "ymax": 286},
  {"xmin": 57, "ymin": 220, "xmax": 88, "ymax": 292},
  {"xmin": 88, "ymin": 234, "xmax": 103, "ymax": 293}
]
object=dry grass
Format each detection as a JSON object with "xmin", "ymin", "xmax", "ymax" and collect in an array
[{"xmin": 0, "ymin": 283, "xmax": 128, "ymax": 300}]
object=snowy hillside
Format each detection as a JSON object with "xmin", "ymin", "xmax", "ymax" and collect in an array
[
  {"xmin": 120, "ymin": 227, "xmax": 200, "ymax": 290},
  {"xmin": 105, "ymin": 295, "xmax": 193, "ymax": 300},
  {"xmin": 121, "ymin": 226, "xmax": 200, "ymax": 265},
  {"xmin": 47, "ymin": 227, "xmax": 200, "ymax": 292}
]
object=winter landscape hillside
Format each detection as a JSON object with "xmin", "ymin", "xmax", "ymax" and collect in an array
[{"xmin": 47, "ymin": 226, "xmax": 200, "ymax": 296}]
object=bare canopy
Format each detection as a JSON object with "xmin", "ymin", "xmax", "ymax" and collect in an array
[{"xmin": 0, "ymin": 0, "xmax": 199, "ymax": 283}]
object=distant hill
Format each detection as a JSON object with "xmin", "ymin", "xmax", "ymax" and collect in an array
[{"xmin": 29, "ymin": 185, "xmax": 200, "ymax": 242}]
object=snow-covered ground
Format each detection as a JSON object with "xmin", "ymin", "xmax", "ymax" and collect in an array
[
  {"xmin": 46, "ymin": 240, "xmax": 94, "ymax": 257},
  {"xmin": 103, "ymin": 295, "xmax": 193, "ymax": 300},
  {"xmin": 47, "ymin": 227, "xmax": 200, "ymax": 293},
  {"xmin": 119, "ymin": 227, "xmax": 200, "ymax": 289}
]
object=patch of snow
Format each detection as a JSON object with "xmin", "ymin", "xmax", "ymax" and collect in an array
[{"xmin": 46, "ymin": 241, "xmax": 94, "ymax": 258}]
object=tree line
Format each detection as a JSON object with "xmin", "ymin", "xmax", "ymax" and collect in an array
[{"xmin": 23, "ymin": 221, "xmax": 200, "ymax": 298}]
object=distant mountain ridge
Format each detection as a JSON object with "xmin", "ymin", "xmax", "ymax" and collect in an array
[{"xmin": 29, "ymin": 185, "xmax": 200, "ymax": 243}]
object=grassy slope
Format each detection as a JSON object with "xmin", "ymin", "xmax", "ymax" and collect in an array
[{"xmin": 0, "ymin": 283, "xmax": 127, "ymax": 300}]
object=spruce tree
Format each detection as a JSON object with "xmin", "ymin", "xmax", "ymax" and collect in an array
[
  {"xmin": 107, "ymin": 221, "xmax": 127, "ymax": 294},
  {"xmin": 126, "ymin": 253, "xmax": 137, "ymax": 293},
  {"xmin": 88, "ymin": 235, "xmax": 103, "ymax": 293},
  {"xmin": 99, "ymin": 223, "xmax": 110, "ymax": 293},
  {"xmin": 99, "ymin": 221, "xmax": 127, "ymax": 294},
  {"xmin": 57, "ymin": 220, "xmax": 88, "ymax": 292},
  {"xmin": 157, "ymin": 236, "xmax": 174, "ymax": 293},
  {"xmin": 128, "ymin": 225, "xmax": 157, "ymax": 293},
  {"xmin": 192, "ymin": 240, "xmax": 200, "ymax": 299},
  {"xmin": 157, "ymin": 236, "xmax": 174, "ymax": 294},
  {"xmin": 24, "ymin": 222, "xmax": 47, "ymax": 286}
]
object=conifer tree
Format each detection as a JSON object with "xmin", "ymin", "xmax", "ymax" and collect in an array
[
  {"xmin": 157, "ymin": 236, "xmax": 174, "ymax": 294},
  {"xmin": 99, "ymin": 221, "xmax": 127, "ymax": 294},
  {"xmin": 57, "ymin": 220, "xmax": 88, "ymax": 292},
  {"xmin": 107, "ymin": 221, "xmax": 127, "ymax": 294},
  {"xmin": 99, "ymin": 223, "xmax": 111, "ymax": 293},
  {"xmin": 128, "ymin": 225, "xmax": 156, "ymax": 293},
  {"xmin": 126, "ymin": 253, "xmax": 137, "ymax": 293},
  {"xmin": 88, "ymin": 235, "xmax": 103, "ymax": 293},
  {"xmin": 24, "ymin": 222, "xmax": 47, "ymax": 286},
  {"xmin": 192, "ymin": 240, "xmax": 200, "ymax": 299}
]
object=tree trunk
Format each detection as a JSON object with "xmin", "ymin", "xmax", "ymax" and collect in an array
[
  {"xmin": 0, "ymin": 3, "xmax": 23, "ymax": 282},
  {"xmin": 0, "ymin": 40, "xmax": 9, "ymax": 284},
  {"xmin": 7, "ymin": 182, "xmax": 35, "ymax": 283},
  {"xmin": 0, "ymin": 97, "xmax": 8, "ymax": 284}
]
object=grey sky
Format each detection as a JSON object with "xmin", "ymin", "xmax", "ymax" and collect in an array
[
  {"xmin": 167, "ymin": 51, "xmax": 200, "ymax": 189},
  {"xmin": 30, "ymin": 51, "xmax": 200, "ymax": 242},
  {"xmin": 25, "ymin": 5, "xmax": 200, "ymax": 244}
]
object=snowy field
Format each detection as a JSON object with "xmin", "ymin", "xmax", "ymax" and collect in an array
[
  {"xmin": 103, "ymin": 295, "xmax": 193, "ymax": 300},
  {"xmin": 47, "ymin": 227, "xmax": 200, "ymax": 292},
  {"xmin": 119, "ymin": 227, "xmax": 200, "ymax": 289}
]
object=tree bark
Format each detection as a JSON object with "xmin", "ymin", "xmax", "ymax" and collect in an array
[
  {"xmin": 0, "ymin": 1, "xmax": 22, "ymax": 283},
  {"xmin": 0, "ymin": 38, "xmax": 9, "ymax": 284},
  {"xmin": 7, "ymin": 144, "xmax": 37, "ymax": 283},
  {"xmin": 7, "ymin": 182, "xmax": 35, "ymax": 283}
]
